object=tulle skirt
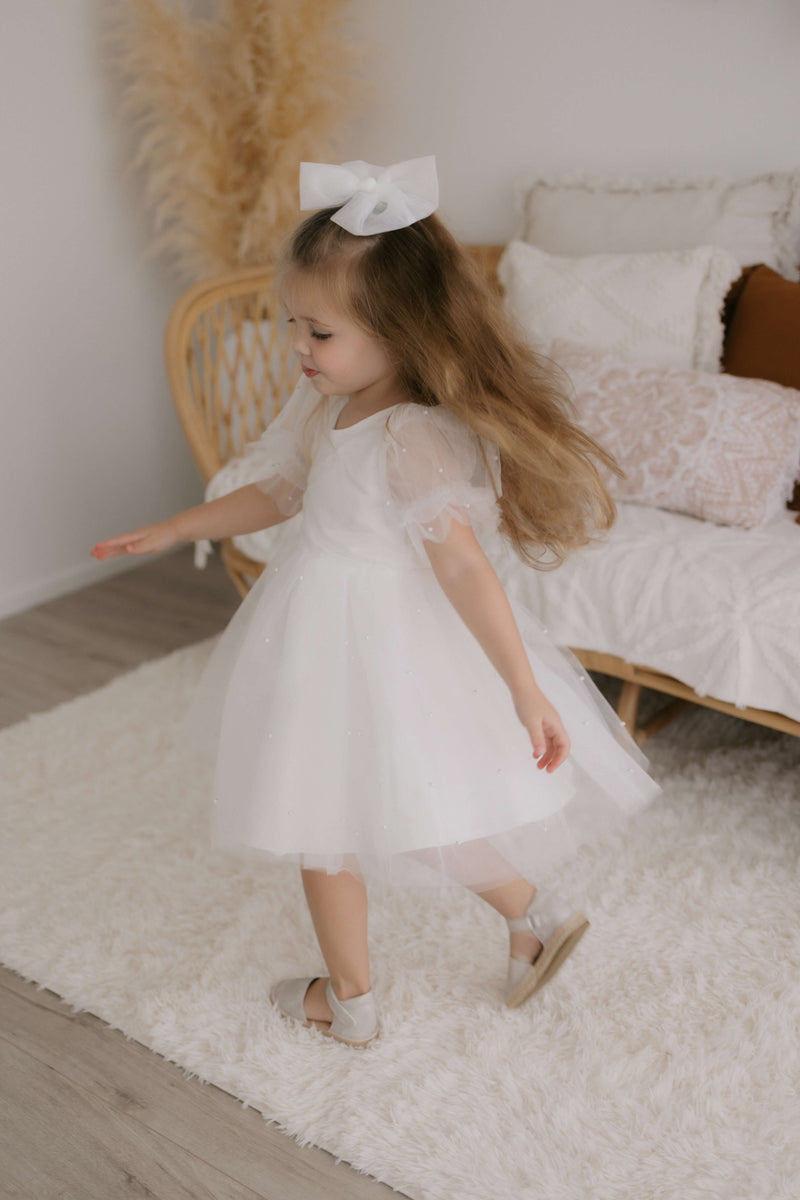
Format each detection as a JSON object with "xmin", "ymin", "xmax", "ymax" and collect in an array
[{"xmin": 179, "ymin": 533, "xmax": 660, "ymax": 891}]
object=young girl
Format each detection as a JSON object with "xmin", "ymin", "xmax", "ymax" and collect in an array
[{"xmin": 93, "ymin": 157, "xmax": 660, "ymax": 1047}]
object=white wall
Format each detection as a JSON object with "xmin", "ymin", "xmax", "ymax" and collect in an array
[
  {"xmin": 3, "ymin": 0, "xmax": 800, "ymax": 617},
  {"xmin": 1, "ymin": 3, "xmax": 201, "ymax": 619},
  {"xmin": 344, "ymin": 0, "xmax": 800, "ymax": 242}
]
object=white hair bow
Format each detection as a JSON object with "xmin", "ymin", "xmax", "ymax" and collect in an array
[{"xmin": 299, "ymin": 156, "xmax": 439, "ymax": 235}]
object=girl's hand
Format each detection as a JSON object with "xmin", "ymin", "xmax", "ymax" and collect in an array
[
  {"xmin": 514, "ymin": 688, "xmax": 571, "ymax": 772},
  {"xmin": 91, "ymin": 520, "xmax": 181, "ymax": 561}
]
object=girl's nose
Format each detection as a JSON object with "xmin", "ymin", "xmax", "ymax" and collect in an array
[{"xmin": 291, "ymin": 327, "xmax": 309, "ymax": 356}]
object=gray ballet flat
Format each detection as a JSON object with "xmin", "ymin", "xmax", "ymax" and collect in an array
[
  {"xmin": 505, "ymin": 889, "xmax": 589, "ymax": 1008},
  {"xmin": 270, "ymin": 976, "xmax": 379, "ymax": 1046}
]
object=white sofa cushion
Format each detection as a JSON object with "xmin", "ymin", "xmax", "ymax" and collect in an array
[
  {"xmin": 484, "ymin": 505, "xmax": 800, "ymax": 724},
  {"xmin": 498, "ymin": 240, "xmax": 740, "ymax": 372}
]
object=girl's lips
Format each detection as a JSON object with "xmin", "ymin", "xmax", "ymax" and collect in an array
[{"xmin": 303, "ymin": 367, "xmax": 319, "ymax": 377}]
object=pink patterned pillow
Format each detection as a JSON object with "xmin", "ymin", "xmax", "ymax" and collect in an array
[{"xmin": 552, "ymin": 340, "xmax": 800, "ymax": 528}]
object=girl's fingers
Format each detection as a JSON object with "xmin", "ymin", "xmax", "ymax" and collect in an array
[
  {"xmin": 536, "ymin": 720, "xmax": 571, "ymax": 772},
  {"xmin": 92, "ymin": 527, "xmax": 170, "ymax": 560},
  {"xmin": 519, "ymin": 701, "xmax": 569, "ymax": 770},
  {"xmin": 92, "ymin": 531, "xmax": 140, "ymax": 553},
  {"xmin": 92, "ymin": 538, "xmax": 137, "ymax": 560},
  {"xmin": 529, "ymin": 719, "xmax": 545, "ymax": 760},
  {"xmin": 546, "ymin": 727, "xmax": 571, "ymax": 772}
]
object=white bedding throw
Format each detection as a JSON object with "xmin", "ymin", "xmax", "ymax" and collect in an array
[{"xmin": 485, "ymin": 504, "xmax": 800, "ymax": 721}]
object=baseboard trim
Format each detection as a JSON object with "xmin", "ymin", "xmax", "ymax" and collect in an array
[{"xmin": 0, "ymin": 552, "xmax": 174, "ymax": 620}]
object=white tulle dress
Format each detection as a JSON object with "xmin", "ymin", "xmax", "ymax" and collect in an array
[{"xmin": 183, "ymin": 378, "xmax": 661, "ymax": 891}]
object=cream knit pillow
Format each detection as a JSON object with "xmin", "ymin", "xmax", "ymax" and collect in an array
[
  {"xmin": 499, "ymin": 240, "xmax": 741, "ymax": 372},
  {"xmin": 515, "ymin": 171, "xmax": 800, "ymax": 280}
]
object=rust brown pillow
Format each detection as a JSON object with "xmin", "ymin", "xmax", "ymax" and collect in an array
[
  {"xmin": 723, "ymin": 264, "xmax": 800, "ymax": 513},
  {"xmin": 723, "ymin": 264, "xmax": 800, "ymax": 390}
]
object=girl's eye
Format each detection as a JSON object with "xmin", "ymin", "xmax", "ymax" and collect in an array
[{"xmin": 285, "ymin": 317, "xmax": 330, "ymax": 340}]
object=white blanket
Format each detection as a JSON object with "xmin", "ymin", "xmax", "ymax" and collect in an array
[{"xmin": 485, "ymin": 504, "xmax": 800, "ymax": 723}]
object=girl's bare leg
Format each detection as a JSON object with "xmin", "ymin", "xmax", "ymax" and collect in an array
[
  {"xmin": 300, "ymin": 866, "xmax": 371, "ymax": 1027},
  {"xmin": 409, "ymin": 842, "xmax": 543, "ymax": 963},
  {"xmin": 475, "ymin": 878, "xmax": 542, "ymax": 963}
]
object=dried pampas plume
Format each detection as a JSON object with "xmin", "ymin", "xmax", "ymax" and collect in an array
[{"xmin": 102, "ymin": 0, "xmax": 362, "ymax": 283}]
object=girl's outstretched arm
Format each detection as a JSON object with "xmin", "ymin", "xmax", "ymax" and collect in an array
[
  {"xmin": 91, "ymin": 483, "xmax": 291, "ymax": 561},
  {"xmin": 424, "ymin": 521, "xmax": 570, "ymax": 773}
]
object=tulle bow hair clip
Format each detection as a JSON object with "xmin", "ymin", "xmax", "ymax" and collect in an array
[{"xmin": 299, "ymin": 155, "xmax": 439, "ymax": 235}]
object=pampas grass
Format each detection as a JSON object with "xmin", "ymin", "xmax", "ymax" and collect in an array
[{"xmin": 102, "ymin": 0, "xmax": 361, "ymax": 282}]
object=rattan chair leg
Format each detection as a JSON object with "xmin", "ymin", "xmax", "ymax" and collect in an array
[{"xmin": 617, "ymin": 680, "xmax": 642, "ymax": 741}]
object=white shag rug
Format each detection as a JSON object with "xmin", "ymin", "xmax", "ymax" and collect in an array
[{"xmin": 1, "ymin": 640, "xmax": 799, "ymax": 1200}]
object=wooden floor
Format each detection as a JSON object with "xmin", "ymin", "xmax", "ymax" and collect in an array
[{"xmin": 0, "ymin": 549, "xmax": 402, "ymax": 1200}]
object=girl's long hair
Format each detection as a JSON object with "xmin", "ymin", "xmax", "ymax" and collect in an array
[{"xmin": 281, "ymin": 208, "xmax": 620, "ymax": 569}]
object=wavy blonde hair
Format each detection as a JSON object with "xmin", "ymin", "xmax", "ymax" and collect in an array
[{"xmin": 281, "ymin": 209, "xmax": 621, "ymax": 568}]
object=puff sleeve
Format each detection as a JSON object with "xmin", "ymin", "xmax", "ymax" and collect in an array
[
  {"xmin": 385, "ymin": 403, "xmax": 501, "ymax": 561},
  {"xmin": 245, "ymin": 377, "xmax": 323, "ymax": 516},
  {"xmin": 196, "ymin": 378, "xmax": 322, "ymax": 567}
]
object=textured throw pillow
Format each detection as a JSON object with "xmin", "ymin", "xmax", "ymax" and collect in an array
[
  {"xmin": 515, "ymin": 171, "xmax": 800, "ymax": 280},
  {"xmin": 499, "ymin": 241, "xmax": 741, "ymax": 372},
  {"xmin": 551, "ymin": 340, "xmax": 800, "ymax": 528}
]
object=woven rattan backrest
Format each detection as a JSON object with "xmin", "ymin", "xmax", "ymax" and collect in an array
[{"xmin": 164, "ymin": 245, "xmax": 504, "ymax": 484}]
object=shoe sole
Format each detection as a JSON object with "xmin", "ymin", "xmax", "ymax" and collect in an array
[
  {"xmin": 505, "ymin": 914, "xmax": 589, "ymax": 1009},
  {"xmin": 321, "ymin": 1025, "xmax": 379, "ymax": 1047}
]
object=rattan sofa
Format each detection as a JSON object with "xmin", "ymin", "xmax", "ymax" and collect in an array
[{"xmin": 164, "ymin": 247, "xmax": 800, "ymax": 746}]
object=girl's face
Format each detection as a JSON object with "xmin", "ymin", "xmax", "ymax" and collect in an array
[{"xmin": 285, "ymin": 278, "xmax": 400, "ymax": 405}]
